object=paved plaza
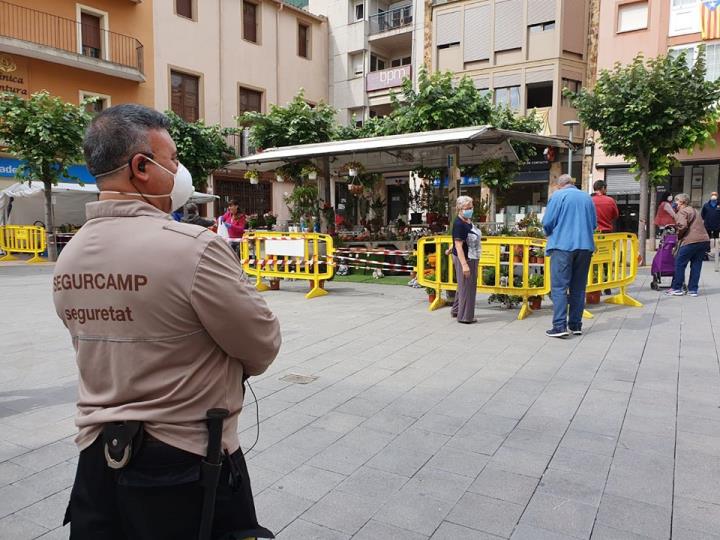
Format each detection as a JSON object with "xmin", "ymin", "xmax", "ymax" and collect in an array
[{"xmin": 1, "ymin": 261, "xmax": 720, "ymax": 539}]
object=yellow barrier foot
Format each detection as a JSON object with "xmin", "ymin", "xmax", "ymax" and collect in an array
[
  {"xmin": 604, "ymin": 290, "xmax": 642, "ymax": 308},
  {"xmin": 0, "ymin": 254, "xmax": 18, "ymax": 262},
  {"xmin": 517, "ymin": 302, "xmax": 532, "ymax": 320},
  {"xmin": 256, "ymin": 282, "xmax": 270, "ymax": 292},
  {"xmin": 428, "ymin": 295, "xmax": 446, "ymax": 312},
  {"xmin": 583, "ymin": 309, "xmax": 594, "ymax": 319},
  {"xmin": 26, "ymin": 255, "xmax": 46, "ymax": 264},
  {"xmin": 306, "ymin": 286, "xmax": 328, "ymax": 299}
]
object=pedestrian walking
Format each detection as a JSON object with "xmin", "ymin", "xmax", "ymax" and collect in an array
[
  {"xmin": 701, "ymin": 191, "xmax": 720, "ymax": 252},
  {"xmin": 666, "ymin": 193, "xmax": 710, "ymax": 297},
  {"xmin": 654, "ymin": 191, "xmax": 677, "ymax": 232},
  {"xmin": 451, "ymin": 195, "xmax": 481, "ymax": 324},
  {"xmin": 591, "ymin": 180, "xmax": 619, "ymax": 295},
  {"xmin": 53, "ymin": 104, "xmax": 280, "ymax": 540},
  {"xmin": 542, "ymin": 174, "xmax": 597, "ymax": 338}
]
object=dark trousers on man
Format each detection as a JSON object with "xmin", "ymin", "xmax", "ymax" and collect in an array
[
  {"xmin": 64, "ymin": 436, "xmax": 272, "ymax": 540},
  {"xmin": 549, "ymin": 249, "xmax": 593, "ymax": 331}
]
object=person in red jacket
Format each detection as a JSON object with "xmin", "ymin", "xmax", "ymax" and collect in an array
[
  {"xmin": 221, "ymin": 199, "xmax": 247, "ymax": 239},
  {"xmin": 591, "ymin": 180, "xmax": 619, "ymax": 233}
]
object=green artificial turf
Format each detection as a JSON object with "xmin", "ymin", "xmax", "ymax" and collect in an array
[{"xmin": 331, "ymin": 273, "xmax": 411, "ymax": 286}]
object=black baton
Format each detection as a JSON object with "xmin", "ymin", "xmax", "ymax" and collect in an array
[{"xmin": 199, "ymin": 408, "xmax": 229, "ymax": 540}]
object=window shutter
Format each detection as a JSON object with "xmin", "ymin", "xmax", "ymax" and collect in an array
[
  {"xmin": 493, "ymin": 72, "xmax": 521, "ymax": 88},
  {"xmin": 606, "ymin": 168, "xmax": 640, "ymax": 195},
  {"xmin": 527, "ymin": 0, "xmax": 555, "ymax": 25},
  {"xmin": 81, "ymin": 13, "xmax": 101, "ymax": 50},
  {"xmin": 464, "ymin": 5, "xmax": 491, "ymax": 62},
  {"xmin": 525, "ymin": 68, "xmax": 554, "ymax": 84},
  {"xmin": 176, "ymin": 0, "xmax": 192, "ymax": 18},
  {"xmin": 495, "ymin": 0, "xmax": 522, "ymax": 51},
  {"xmin": 436, "ymin": 11, "xmax": 461, "ymax": 46},
  {"xmin": 243, "ymin": 2, "xmax": 257, "ymax": 42}
]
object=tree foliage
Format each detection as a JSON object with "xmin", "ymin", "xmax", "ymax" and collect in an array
[
  {"xmin": 165, "ymin": 110, "xmax": 238, "ymax": 190},
  {"xmin": 0, "ymin": 91, "xmax": 92, "ymax": 185},
  {"xmin": 568, "ymin": 49, "xmax": 720, "ymax": 262},
  {"xmin": 238, "ymin": 90, "xmax": 337, "ymax": 149}
]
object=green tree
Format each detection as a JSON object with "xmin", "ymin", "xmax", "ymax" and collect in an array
[
  {"xmin": 165, "ymin": 110, "xmax": 238, "ymax": 192},
  {"xmin": 568, "ymin": 50, "xmax": 720, "ymax": 263},
  {"xmin": 0, "ymin": 91, "xmax": 93, "ymax": 260}
]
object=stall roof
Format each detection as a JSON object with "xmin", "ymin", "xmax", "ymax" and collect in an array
[{"xmin": 227, "ymin": 125, "xmax": 571, "ymax": 174}]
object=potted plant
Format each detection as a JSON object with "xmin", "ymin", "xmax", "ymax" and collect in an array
[
  {"xmin": 474, "ymin": 196, "xmax": 490, "ymax": 223},
  {"xmin": 528, "ymin": 273, "xmax": 544, "ymax": 309},
  {"xmin": 536, "ymin": 248, "xmax": 545, "ymax": 265},
  {"xmin": 244, "ymin": 170, "xmax": 260, "ymax": 185},
  {"xmin": 263, "ymin": 212, "xmax": 277, "ymax": 229},
  {"xmin": 424, "ymin": 273, "xmax": 437, "ymax": 303},
  {"xmin": 301, "ymin": 164, "xmax": 319, "ymax": 181},
  {"xmin": 345, "ymin": 161, "xmax": 363, "ymax": 178},
  {"xmin": 586, "ymin": 290, "xmax": 601, "ymax": 304},
  {"xmin": 246, "ymin": 213, "xmax": 259, "ymax": 229},
  {"xmin": 269, "ymin": 278, "xmax": 280, "ymax": 290},
  {"xmin": 275, "ymin": 173, "xmax": 286, "ymax": 183}
]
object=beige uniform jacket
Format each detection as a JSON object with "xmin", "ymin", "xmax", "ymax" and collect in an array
[{"xmin": 53, "ymin": 200, "xmax": 281, "ymax": 456}]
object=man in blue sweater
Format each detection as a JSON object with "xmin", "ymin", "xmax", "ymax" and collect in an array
[{"xmin": 542, "ymin": 174, "xmax": 597, "ymax": 338}]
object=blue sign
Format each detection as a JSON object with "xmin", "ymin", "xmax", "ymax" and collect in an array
[
  {"xmin": 0, "ymin": 157, "xmax": 96, "ymax": 184},
  {"xmin": 432, "ymin": 176, "xmax": 482, "ymax": 188}
]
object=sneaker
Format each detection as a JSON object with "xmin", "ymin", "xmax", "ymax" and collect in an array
[
  {"xmin": 546, "ymin": 327, "xmax": 569, "ymax": 338},
  {"xmin": 568, "ymin": 326, "xmax": 583, "ymax": 335},
  {"xmin": 665, "ymin": 289, "xmax": 686, "ymax": 296},
  {"xmin": 689, "ymin": 291, "xmax": 699, "ymax": 297}
]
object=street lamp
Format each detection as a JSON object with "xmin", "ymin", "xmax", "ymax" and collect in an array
[{"xmin": 563, "ymin": 120, "xmax": 580, "ymax": 181}]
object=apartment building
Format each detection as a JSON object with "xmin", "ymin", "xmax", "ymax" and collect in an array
[
  {"xmin": 308, "ymin": 0, "xmax": 426, "ymax": 125},
  {"xmin": 0, "ymin": 0, "xmax": 154, "ymax": 189},
  {"xmin": 153, "ymin": 0, "xmax": 328, "ymax": 219},
  {"xmin": 593, "ymin": 0, "xmax": 720, "ymax": 228},
  {"xmin": 430, "ymin": 0, "xmax": 590, "ymax": 220}
]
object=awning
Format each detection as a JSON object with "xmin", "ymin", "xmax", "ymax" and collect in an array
[{"xmin": 226, "ymin": 126, "xmax": 571, "ymax": 174}]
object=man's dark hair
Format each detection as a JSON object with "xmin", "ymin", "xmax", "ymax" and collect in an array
[
  {"xmin": 83, "ymin": 104, "xmax": 171, "ymax": 179},
  {"xmin": 593, "ymin": 180, "xmax": 607, "ymax": 192}
]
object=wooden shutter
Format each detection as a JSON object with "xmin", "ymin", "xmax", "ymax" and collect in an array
[
  {"xmin": 171, "ymin": 71, "xmax": 199, "ymax": 122},
  {"xmin": 176, "ymin": 0, "xmax": 192, "ymax": 19},
  {"xmin": 239, "ymin": 88, "xmax": 262, "ymax": 114},
  {"xmin": 243, "ymin": 2, "xmax": 257, "ymax": 42},
  {"xmin": 81, "ymin": 13, "xmax": 101, "ymax": 54},
  {"xmin": 298, "ymin": 24, "xmax": 309, "ymax": 58}
]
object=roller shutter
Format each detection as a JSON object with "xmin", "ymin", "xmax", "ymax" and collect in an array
[
  {"xmin": 495, "ymin": 0, "xmax": 522, "ymax": 51},
  {"xmin": 605, "ymin": 167, "xmax": 640, "ymax": 195},
  {"xmin": 464, "ymin": 5, "xmax": 491, "ymax": 62}
]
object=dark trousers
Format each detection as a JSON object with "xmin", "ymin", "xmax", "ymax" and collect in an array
[
  {"xmin": 671, "ymin": 241, "xmax": 710, "ymax": 293},
  {"xmin": 65, "ymin": 436, "xmax": 272, "ymax": 540},
  {"xmin": 452, "ymin": 256, "xmax": 478, "ymax": 322},
  {"xmin": 549, "ymin": 249, "xmax": 593, "ymax": 331}
]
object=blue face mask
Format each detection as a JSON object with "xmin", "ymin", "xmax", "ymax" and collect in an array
[{"xmin": 462, "ymin": 209, "xmax": 474, "ymax": 219}]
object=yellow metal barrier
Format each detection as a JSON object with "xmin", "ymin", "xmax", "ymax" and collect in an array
[
  {"xmin": 416, "ymin": 235, "xmax": 550, "ymax": 320},
  {"xmin": 583, "ymin": 232, "xmax": 642, "ymax": 318},
  {"xmin": 0, "ymin": 225, "xmax": 47, "ymax": 264},
  {"xmin": 241, "ymin": 231, "xmax": 334, "ymax": 299},
  {"xmin": 415, "ymin": 232, "xmax": 642, "ymax": 321}
]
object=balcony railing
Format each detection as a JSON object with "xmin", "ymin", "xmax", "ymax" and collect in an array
[
  {"xmin": 366, "ymin": 64, "xmax": 412, "ymax": 92},
  {"xmin": 369, "ymin": 5, "xmax": 413, "ymax": 35},
  {"xmin": 0, "ymin": 1, "xmax": 144, "ymax": 73}
]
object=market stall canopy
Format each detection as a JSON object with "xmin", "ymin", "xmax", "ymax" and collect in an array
[
  {"xmin": 226, "ymin": 126, "xmax": 572, "ymax": 174},
  {"xmin": 0, "ymin": 182, "xmax": 218, "ymax": 226}
]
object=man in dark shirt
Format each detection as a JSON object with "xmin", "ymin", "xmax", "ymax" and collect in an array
[{"xmin": 591, "ymin": 180, "xmax": 619, "ymax": 233}]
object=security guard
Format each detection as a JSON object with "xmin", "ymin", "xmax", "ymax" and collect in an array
[{"xmin": 53, "ymin": 104, "xmax": 281, "ymax": 539}]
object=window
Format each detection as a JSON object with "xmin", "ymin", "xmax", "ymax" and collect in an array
[
  {"xmin": 298, "ymin": 23, "xmax": 310, "ymax": 58},
  {"xmin": 171, "ymin": 70, "xmax": 200, "ymax": 122},
  {"xmin": 81, "ymin": 12, "xmax": 102, "ymax": 59},
  {"xmin": 617, "ymin": 1, "xmax": 648, "ymax": 33},
  {"xmin": 239, "ymin": 87, "xmax": 262, "ymax": 114},
  {"xmin": 370, "ymin": 54, "xmax": 386, "ymax": 72},
  {"xmin": 176, "ymin": 0, "xmax": 193, "ymax": 19},
  {"xmin": 437, "ymin": 42, "xmax": 460, "ymax": 50},
  {"xmin": 80, "ymin": 91, "xmax": 110, "ymax": 115},
  {"xmin": 670, "ymin": 0, "xmax": 700, "ymax": 35},
  {"xmin": 390, "ymin": 56, "xmax": 411, "ymax": 67},
  {"xmin": 349, "ymin": 107, "xmax": 364, "ymax": 126},
  {"xmin": 243, "ymin": 1, "xmax": 258, "ymax": 43},
  {"xmin": 561, "ymin": 79, "xmax": 581, "ymax": 107},
  {"xmin": 350, "ymin": 52, "xmax": 364, "ymax": 76},
  {"xmin": 669, "ymin": 43, "xmax": 720, "ymax": 81},
  {"xmin": 526, "ymin": 82, "xmax": 553, "ymax": 109},
  {"xmin": 215, "ymin": 179, "xmax": 272, "ymax": 216},
  {"xmin": 494, "ymin": 86, "xmax": 521, "ymax": 110},
  {"xmin": 528, "ymin": 21, "xmax": 555, "ymax": 32},
  {"xmin": 668, "ymin": 45, "xmax": 695, "ymax": 69},
  {"xmin": 354, "ymin": 1, "xmax": 364, "ymax": 21}
]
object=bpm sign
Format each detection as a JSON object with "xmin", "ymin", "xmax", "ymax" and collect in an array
[{"xmin": 366, "ymin": 65, "xmax": 412, "ymax": 92}]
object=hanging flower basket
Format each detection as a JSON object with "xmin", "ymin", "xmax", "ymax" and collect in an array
[
  {"xmin": 301, "ymin": 165, "xmax": 319, "ymax": 181},
  {"xmin": 244, "ymin": 170, "xmax": 260, "ymax": 185},
  {"xmin": 275, "ymin": 174, "xmax": 285, "ymax": 183},
  {"xmin": 349, "ymin": 181, "xmax": 364, "ymax": 196}
]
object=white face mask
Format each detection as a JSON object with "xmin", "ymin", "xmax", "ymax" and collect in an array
[
  {"xmin": 667, "ymin": 196, "xmax": 673, "ymax": 202},
  {"xmin": 101, "ymin": 156, "xmax": 194, "ymax": 212}
]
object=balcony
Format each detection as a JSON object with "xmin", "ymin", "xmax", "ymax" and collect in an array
[
  {"xmin": 366, "ymin": 64, "xmax": 412, "ymax": 92},
  {"xmin": 0, "ymin": 1, "xmax": 144, "ymax": 82},
  {"xmin": 369, "ymin": 5, "xmax": 413, "ymax": 36}
]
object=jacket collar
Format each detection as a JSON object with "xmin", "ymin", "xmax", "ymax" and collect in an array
[{"xmin": 85, "ymin": 200, "xmax": 173, "ymax": 221}]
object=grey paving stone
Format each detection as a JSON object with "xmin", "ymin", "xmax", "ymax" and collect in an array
[
  {"xmin": 604, "ymin": 461, "xmax": 673, "ymax": 508},
  {"xmin": 511, "ymin": 524, "xmax": 579, "ymax": 540},
  {"xmin": 445, "ymin": 430, "xmax": 506, "ymax": 456},
  {"xmin": 672, "ymin": 525, "xmax": 720, "ymax": 540},
  {"xmin": 461, "ymin": 413, "xmax": 519, "ymax": 437},
  {"xmin": 253, "ymin": 487, "xmax": 314, "ymax": 534},
  {"xmin": 672, "ymin": 496, "xmax": 720, "ymax": 537},
  {"xmin": 0, "ymin": 483, "xmax": 37, "ymax": 519},
  {"xmin": 36, "ymin": 527, "xmax": 69, "ymax": 540},
  {"xmin": 549, "ymin": 447, "xmax": 613, "ymax": 479},
  {"xmin": 392, "ymin": 428, "xmax": 450, "ymax": 454},
  {"xmin": 0, "ymin": 514, "xmax": 49, "ymax": 540},
  {"xmin": 271, "ymin": 465, "xmax": 346, "ymax": 502},
  {"xmin": 616, "ymin": 428, "xmax": 676, "ymax": 459},
  {"xmin": 275, "ymin": 518, "xmax": 350, "ymax": 539},
  {"xmin": 520, "ymin": 492, "xmax": 597, "ymax": 539},
  {"xmin": 412, "ymin": 413, "xmax": 466, "ymax": 436},
  {"xmin": 489, "ymin": 445, "xmax": 552, "ymax": 479},
  {"xmin": 426, "ymin": 446, "xmax": 489, "ymax": 478},
  {"xmin": 365, "ymin": 442, "xmax": 433, "ymax": 478},
  {"xmin": 596, "ymin": 493, "xmax": 670, "ymax": 539},
  {"xmin": 0, "ymin": 440, "xmax": 30, "ymax": 462},
  {"xmin": 361, "ymin": 411, "xmax": 416, "ymax": 435},
  {"xmin": 431, "ymin": 521, "xmax": 503, "ymax": 539},
  {"xmin": 537, "ymin": 468, "xmax": 605, "ymax": 507},
  {"xmin": 373, "ymin": 491, "xmax": 453, "ymax": 536},
  {"xmin": 590, "ymin": 524, "xmax": 654, "ymax": 539},
  {"xmin": 0, "ymin": 460, "xmax": 33, "ymax": 487},
  {"xmin": 302, "ymin": 490, "xmax": 383, "ymax": 535},
  {"xmin": 469, "ymin": 465, "xmax": 539, "ymax": 506},
  {"xmin": 246, "ymin": 463, "xmax": 284, "ymax": 495},
  {"xmin": 335, "ymin": 465, "xmax": 407, "ymax": 501},
  {"xmin": 559, "ymin": 429, "xmax": 617, "ymax": 457},
  {"xmin": 354, "ymin": 520, "xmax": 428, "ymax": 540},
  {"xmin": 310, "ymin": 411, "xmax": 366, "ymax": 434},
  {"xmin": 446, "ymin": 492, "xmax": 524, "ymax": 538},
  {"xmin": 401, "ymin": 466, "xmax": 473, "ymax": 504},
  {"xmin": 503, "ymin": 428, "xmax": 563, "ymax": 456},
  {"xmin": 15, "ymin": 488, "xmax": 70, "ymax": 530},
  {"xmin": 13, "ymin": 461, "xmax": 76, "ymax": 500},
  {"xmin": 10, "ymin": 441, "xmax": 77, "ymax": 473}
]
